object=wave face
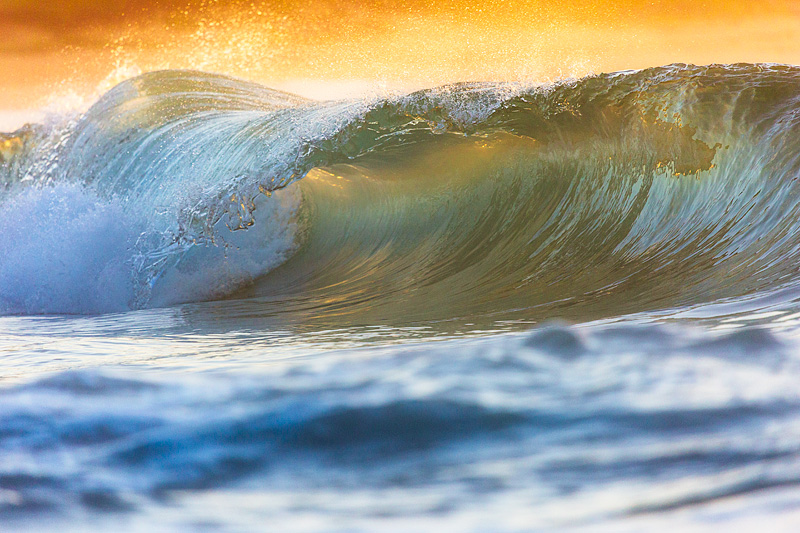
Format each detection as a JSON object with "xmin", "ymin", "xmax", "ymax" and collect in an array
[{"xmin": 4, "ymin": 64, "xmax": 800, "ymax": 319}]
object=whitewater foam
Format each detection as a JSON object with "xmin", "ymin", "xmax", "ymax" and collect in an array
[
  {"xmin": 145, "ymin": 183, "xmax": 302, "ymax": 308},
  {"xmin": 0, "ymin": 184, "xmax": 138, "ymax": 315},
  {"xmin": 0, "ymin": 180, "xmax": 302, "ymax": 315}
]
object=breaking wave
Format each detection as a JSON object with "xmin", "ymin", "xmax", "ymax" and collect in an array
[{"xmin": 3, "ymin": 64, "xmax": 800, "ymax": 320}]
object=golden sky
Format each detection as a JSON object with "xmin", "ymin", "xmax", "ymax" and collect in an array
[{"xmin": 2, "ymin": 0, "xmax": 800, "ymax": 109}]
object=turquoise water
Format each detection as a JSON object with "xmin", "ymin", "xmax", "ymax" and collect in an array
[{"xmin": 4, "ymin": 64, "xmax": 800, "ymax": 531}]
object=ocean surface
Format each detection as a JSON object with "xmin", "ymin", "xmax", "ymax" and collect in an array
[{"xmin": 4, "ymin": 63, "xmax": 800, "ymax": 531}]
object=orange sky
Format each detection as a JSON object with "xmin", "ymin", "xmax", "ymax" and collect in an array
[{"xmin": 2, "ymin": 0, "xmax": 800, "ymax": 110}]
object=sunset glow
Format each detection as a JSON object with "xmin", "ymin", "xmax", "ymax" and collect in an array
[{"xmin": 3, "ymin": 0, "xmax": 800, "ymax": 109}]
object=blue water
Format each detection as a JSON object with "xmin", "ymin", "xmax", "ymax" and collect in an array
[{"xmin": 4, "ymin": 64, "xmax": 800, "ymax": 531}]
